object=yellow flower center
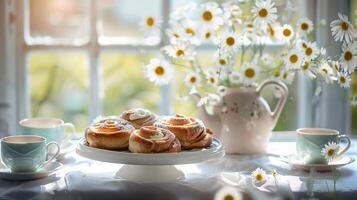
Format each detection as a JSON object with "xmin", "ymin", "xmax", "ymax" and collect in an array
[
  {"xmin": 146, "ymin": 17, "xmax": 154, "ymax": 27},
  {"xmin": 341, "ymin": 21, "xmax": 349, "ymax": 31},
  {"xmin": 258, "ymin": 8, "xmax": 268, "ymax": 17},
  {"xmin": 302, "ymin": 43, "xmax": 307, "ymax": 48},
  {"xmin": 322, "ymin": 68, "xmax": 328, "ymax": 74},
  {"xmin": 303, "ymin": 63, "xmax": 309, "ymax": 70},
  {"xmin": 340, "ymin": 76, "xmax": 346, "ymax": 83},
  {"xmin": 176, "ymin": 49, "xmax": 185, "ymax": 57},
  {"xmin": 205, "ymin": 32, "xmax": 211, "ymax": 39},
  {"xmin": 226, "ymin": 37, "xmax": 235, "ymax": 46},
  {"xmin": 155, "ymin": 66, "xmax": 165, "ymax": 76},
  {"xmin": 289, "ymin": 54, "xmax": 298, "ymax": 64},
  {"xmin": 224, "ymin": 194, "xmax": 234, "ymax": 200},
  {"xmin": 202, "ymin": 11, "xmax": 213, "ymax": 21},
  {"xmin": 344, "ymin": 51, "xmax": 353, "ymax": 61},
  {"xmin": 327, "ymin": 149, "xmax": 335, "ymax": 157},
  {"xmin": 219, "ymin": 59, "xmax": 226, "ymax": 65},
  {"xmin": 305, "ymin": 47, "xmax": 313, "ymax": 56},
  {"xmin": 245, "ymin": 68, "xmax": 255, "ymax": 78},
  {"xmin": 190, "ymin": 76, "xmax": 196, "ymax": 83},
  {"xmin": 301, "ymin": 23, "xmax": 309, "ymax": 31},
  {"xmin": 186, "ymin": 28, "xmax": 195, "ymax": 36},
  {"xmin": 247, "ymin": 23, "xmax": 254, "ymax": 28},
  {"xmin": 255, "ymin": 174, "xmax": 263, "ymax": 181},
  {"xmin": 273, "ymin": 69, "xmax": 280, "ymax": 77},
  {"xmin": 283, "ymin": 28, "xmax": 292, "ymax": 37},
  {"xmin": 210, "ymin": 77, "xmax": 216, "ymax": 84}
]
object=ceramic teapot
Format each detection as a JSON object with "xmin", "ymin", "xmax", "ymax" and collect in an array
[{"xmin": 192, "ymin": 80, "xmax": 288, "ymax": 154}]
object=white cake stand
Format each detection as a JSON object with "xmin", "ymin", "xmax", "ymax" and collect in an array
[{"xmin": 76, "ymin": 138, "xmax": 224, "ymax": 182}]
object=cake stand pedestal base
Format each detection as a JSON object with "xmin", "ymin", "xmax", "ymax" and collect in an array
[{"xmin": 115, "ymin": 165, "xmax": 184, "ymax": 182}]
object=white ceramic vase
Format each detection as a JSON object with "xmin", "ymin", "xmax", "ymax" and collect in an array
[{"xmin": 192, "ymin": 80, "xmax": 288, "ymax": 154}]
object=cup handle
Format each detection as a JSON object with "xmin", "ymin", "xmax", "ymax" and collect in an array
[
  {"xmin": 336, "ymin": 135, "xmax": 351, "ymax": 158},
  {"xmin": 41, "ymin": 142, "xmax": 60, "ymax": 167},
  {"xmin": 62, "ymin": 123, "xmax": 76, "ymax": 141}
]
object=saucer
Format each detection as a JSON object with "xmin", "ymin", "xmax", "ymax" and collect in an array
[
  {"xmin": 288, "ymin": 155, "xmax": 355, "ymax": 171},
  {"xmin": 0, "ymin": 161, "xmax": 63, "ymax": 181}
]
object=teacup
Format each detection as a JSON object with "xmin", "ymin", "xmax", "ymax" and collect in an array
[
  {"xmin": 1, "ymin": 135, "xmax": 60, "ymax": 172},
  {"xmin": 296, "ymin": 128, "xmax": 351, "ymax": 164},
  {"xmin": 19, "ymin": 118, "xmax": 75, "ymax": 144}
]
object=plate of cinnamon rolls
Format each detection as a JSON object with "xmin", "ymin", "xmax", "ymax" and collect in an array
[{"xmin": 76, "ymin": 108, "xmax": 224, "ymax": 165}]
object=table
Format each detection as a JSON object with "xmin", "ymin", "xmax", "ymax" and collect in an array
[{"xmin": 0, "ymin": 132, "xmax": 356, "ymax": 200}]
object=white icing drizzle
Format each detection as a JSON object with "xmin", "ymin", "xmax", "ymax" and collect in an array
[
  {"xmin": 150, "ymin": 131, "xmax": 164, "ymax": 140},
  {"xmin": 129, "ymin": 108, "xmax": 151, "ymax": 121}
]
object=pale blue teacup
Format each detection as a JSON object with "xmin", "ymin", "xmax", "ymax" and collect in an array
[
  {"xmin": 296, "ymin": 128, "xmax": 351, "ymax": 164},
  {"xmin": 1, "ymin": 135, "xmax": 60, "ymax": 172},
  {"xmin": 19, "ymin": 118, "xmax": 75, "ymax": 145}
]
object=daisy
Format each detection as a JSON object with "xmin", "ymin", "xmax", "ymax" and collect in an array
[
  {"xmin": 239, "ymin": 64, "xmax": 260, "ymax": 86},
  {"xmin": 252, "ymin": 0, "xmax": 277, "ymax": 29},
  {"xmin": 145, "ymin": 58, "xmax": 173, "ymax": 85},
  {"xmin": 217, "ymin": 85, "xmax": 227, "ymax": 96},
  {"xmin": 302, "ymin": 41, "xmax": 319, "ymax": 61},
  {"xmin": 139, "ymin": 15, "xmax": 162, "ymax": 36},
  {"xmin": 184, "ymin": 72, "xmax": 201, "ymax": 88},
  {"xmin": 206, "ymin": 74, "xmax": 219, "ymax": 86},
  {"xmin": 301, "ymin": 62, "xmax": 316, "ymax": 79},
  {"xmin": 214, "ymin": 50, "xmax": 232, "ymax": 69},
  {"xmin": 296, "ymin": 17, "xmax": 313, "ymax": 35},
  {"xmin": 199, "ymin": 26, "xmax": 219, "ymax": 44},
  {"xmin": 163, "ymin": 41, "xmax": 194, "ymax": 60},
  {"xmin": 266, "ymin": 23, "xmax": 281, "ymax": 41},
  {"xmin": 278, "ymin": 24, "xmax": 294, "ymax": 42},
  {"xmin": 214, "ymin": 186, "xmax": 242, "ymax": 200},
  {"xmin": 337, "ymin": 70, "xmax": 351, "ymax": 88},
  {"xmin": 318, "ymin": 62, "xmax": 334, "ymax": 84},
  {"xmin": 340, "ymin": 42, "xmax": 357, "ymax": 72},
  {"xmin": 229, "ymin": 72, "xmax": 241, "ymax": 84},
  {"xmin": 222, "ymin": 1, "xmax": 242, "ymax": 27},
  {"xmin": 221, "ymin": 32, "xmax": 240, "ymax": 53},
  {"xmin": 284, "ymin": 49, "xmax": 304, "ymax": 69},
  {"xmin": 251, "ymin": 168, "xmax": 267, "ymax": 185},
  {"xmin": 321, "ymin": 141, "xmax": 340, "ymax": 163},
  {"xmin": 197, "ymin": 93, "xmax": 221, "ymax": 107},
  {"xmin": 331, "ymin": 60, "xmax": 341, "ymax": 74},
  {"xmin": 166, "ymin": 26, "xmax": 184, "ymax": 44},
  {"xmin": 330, "ymin": 13, "xmax": 356, "ymax": 44},
  {"xmin": 180, "ymin": 20, "xmax": 200, "ymax": 45},
  {"xmin": 198, "ymin": 2, "xmax": 224, "ymax": 29},
  {"xmin": 280, "ymin": 70, "xmax": 295, "ymax": 85}
]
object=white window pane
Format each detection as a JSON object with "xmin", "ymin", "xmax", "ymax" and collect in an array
[
  {"xmin": 26, "ymin": 0, "xmax": 90, "ymax": 45},
  {"xmin": 28, "ymin": 52, "xmax": 89, "ymax": 131},
  {"xmin": 101, "ymin": 52, "xmax": 160, "ymax": 114},
  {"xmin": 98, "ymin": 0, "xmax": 162, "ymax": 45}
]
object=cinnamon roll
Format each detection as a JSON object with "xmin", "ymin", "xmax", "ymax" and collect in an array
[
  {"xmin": 120, "ymin": 108, "xmax": 157, "ymax": 129},
  {"xmin": 85, "ymin": 119, "xmax": 135, "ymax": 150},
  {"xmin": 129, "ymin": 126, "xmax": 181, "ymax": 153},
  {"xmin": 157, "ymin": 114, "xmax": 212, "ymax": 149}
]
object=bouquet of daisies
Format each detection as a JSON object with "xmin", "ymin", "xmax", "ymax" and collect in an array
[{"xmin": 141, "ymin": 0, "xmax": 356, "ymax": 105}]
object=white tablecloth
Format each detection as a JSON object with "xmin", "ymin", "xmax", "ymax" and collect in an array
[{"xmin": 0, "ymin": 133, "xmax": 357, "ymax": 200}]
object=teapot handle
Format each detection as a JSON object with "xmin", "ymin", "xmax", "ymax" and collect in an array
[{"xmin": 256, "ymin": 80, "xmax": 288, "ymax": 127}]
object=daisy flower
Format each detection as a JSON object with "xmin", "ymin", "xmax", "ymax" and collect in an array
[
  {"xmin": 180, "ymin": 19, "xmax": 200, "ymax": 45},
  {"xmin": 340, "ymin": 42, "xmax": 357, "ymax": 72},
  {"xmin": 199, "ymin": 26, "xmax": 218, "ymax": 44},
  {"xmin": 337, "ymin": 70, "xmax": 351, "ymax": 88},
  {"xmin": 318, "ymin": 62, "xmax": 334, "ymax": 84},
  {"xmin": 330, "ymin": 13, "xmax": 356, "ymax": 44},
  {"xmin": 301, "ymin": 62, "xmax": 316, "ymax": 79},
  {"xmin": 280, "ymin": 70, "xmax": 295, "ymax": 85},
  {"xmin": 214, "ymin": 50, "xmax": 232, "ymax": 69},
  {"xmin": 331, "ymin": 60, "xmax": 341, "ymax": 74},
  {"xmin": 252, "ymin": 0, "xmax": 277, "ymax": 29},
  {"xmin": 266, "ymin": 23, "xmax": 281, "ymax": 41},
  {"xmin": 221, "ymin": 32, "xmax": 240, "ymax": 53},
  {"xmin": 184, "ymin": 72, "xmax": 201, "ymax": 88},
  {"xmin": 284, "ymin": 49, "xmax": 304, "ymax": 69},
  {"xmin": 214, "ymin": 186, "xmax": 242, "ymax": 200},
  {"xmin": 145, "ymin": 58, "xmax": 173, "ymax": 85},
  {"xmin": 296, "ymin": 17, "xmax": 313, "ymax": 35},
  {"xmin": 239, "ymin": 64, "xmax": 260, "ymax": 86},
  {"xmin": 302, "ymin": 41, "xmax": 319, "ymax": 61},
  {"xmin": 321, "ymin": 141, "xmax": 340, "ymax": 163},
  {"xmin": 222, "ymin": 1, "xmax": 242, "ymax": 27},
  {"xmin": 197, "ymin": 93, "xmax": 221, "ymax": 107},
  {"xmin": 198, "ymin": 2, "xmax": 224, "ymax": 29},
  {"xmin": 229, "ymin": 72, "xmax": 241, "ymax": 84},
  {"xmin": 206, "ymin": 74, "xmax": 219, "ymax": 86},
  {"xmin": 251, "ymin": 167, "xmax": 267, "ymax": 185},
  {"xmin": 166, "ymin": 26, "xmax": 184, "ymax": 44},
  {"xmin": 278, "ymin": 24, "xmax": 294, "ymax": 42},
  {"xmin": 163, "ymin": 41, "xmax": 194, "ymax": 60},
  {"xmin": 139, "ymin": 15, "xmax": 162, "ymax": 36},
  {"xmin": 217, "ymin": 85, "xmax": 227, "ymax": 96}
]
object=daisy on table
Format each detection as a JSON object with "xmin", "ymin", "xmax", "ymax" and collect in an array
[
  {"xmin": 330, "ymin": 13, "xmax": 356, "ymax": 44},
  {"xmin": 318, "ymin": 61, "xmax": 334, "ymax": 84},
  {"xmin": 239, "ymin": 64, "xmax": 260, "ymax": 86},
  {"xmin": 337, "ymin": 70, "xmax": 351, "ymax": 88},
  {"xmin": 145, "ymin": 58, "xmax": 173, "ymax": 86},
  {"xmin": 251, "ymin": 167, "xmax": 267, "ymax": 186},
  {"xmin": 340, "ymin": 42, "xmax": 357, "ymax": 72},
  {"xmin": 184, "ymin": 72, "xmax": 201, "ymax": 88},
  {"xmin": 284, "ymin": 49, "xmax": 304, "ymax": 70},
  {"xmin": 139, "ymin": 15, "xmax": 162, "ymax": 36},
  {"xmin": 252, "ymin": 0, "xmax": 278, "ymax": 30},
  {"xmin": 198, "ymin": 2, "xmax": 224, "ymax": 30},
  {"xmin": 321, "ymin": 141, "xmax": 340, "ymax": 163},
  {"xmin": 220, "ymin": 31, "xmax": 240, "ymax": 53},
  {"xmin": 296, "ymin": 17, "xmax": 314, "ymax": 36},
  {"xmin": 163, "ymin": 40, "xmax": 195, "ymax": 60},
  {"xmin": 214, "ymin": 186, "xmax": 242, "ymax": 200}
]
